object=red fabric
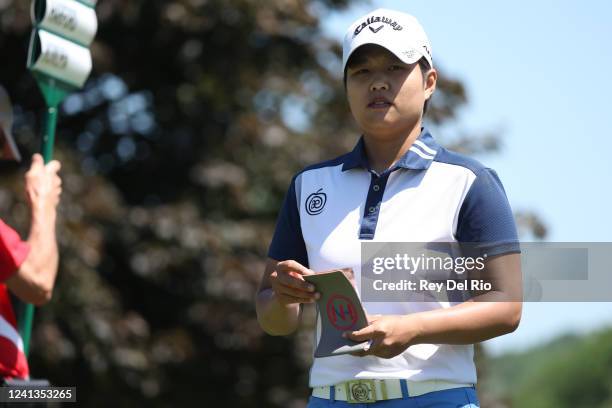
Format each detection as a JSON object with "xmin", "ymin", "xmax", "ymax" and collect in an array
[
  {"xmin": 0, "ymin": 285, "xmax": 29, "ymax": 378},
  {"xmin": 0, "ymin": 334, "xmax": 29, "ymax": 379},
  {"xmin": 0, "ymin": 219, "xmax": 30, "ymax": 379},
  {"xmin": 0, "ymin": 285, "xmax": 16, "ymax": 327},
  {"xmin": 0, "ymin": 219, "xmax": 30, "ymax": 282}
]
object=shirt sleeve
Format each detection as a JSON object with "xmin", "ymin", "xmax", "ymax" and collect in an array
[
  {"xmin": 0, "ymin": 219, "xmax": 30, "ymax": 281},
  {"xmin": 455, "ymin": 168, "xmax": 521, "ymax": 257},
  {"xmin": 267, "ymin": 175, "xmax": 309, "ymax": 267}
]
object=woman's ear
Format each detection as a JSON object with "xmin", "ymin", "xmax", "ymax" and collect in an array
[{"xmin": 424, "ymin": 68, "xmax": 437, "ymax": 100}]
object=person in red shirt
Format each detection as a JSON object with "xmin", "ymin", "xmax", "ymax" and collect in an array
[{"xmin": 0, "ymin": 85, "xmax": 62, "ymax": 380}]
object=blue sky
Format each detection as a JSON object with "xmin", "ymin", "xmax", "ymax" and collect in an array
[{"xmin": 320, "ymin": 0, "xmax": 612, "ymax": 355}]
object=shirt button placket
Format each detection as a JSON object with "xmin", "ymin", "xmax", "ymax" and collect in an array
[{"xmin": 359, "ymin": 173, "xmax": 389, "ymax": 240}]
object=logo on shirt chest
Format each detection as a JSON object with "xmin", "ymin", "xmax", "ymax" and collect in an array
[{"xmin": 305, "ymin": 188, "xmax": 327, "ymax": 215}]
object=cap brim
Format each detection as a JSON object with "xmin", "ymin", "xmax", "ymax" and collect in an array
[
  {"xmin": 344, "ymin": 40, "xmax": 429, "ymax": 73},
  {"xmin": 0, "ymin": 86, "xmax": 20, "ymax": 162},
  {"xmin": 0, "ymin": 127, "xmax": 21, "ymax": 162}
]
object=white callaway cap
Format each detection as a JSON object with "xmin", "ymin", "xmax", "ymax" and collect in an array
[{"xmin": 342, "ymin": 8, "xmax": 433, "ymax": 72}]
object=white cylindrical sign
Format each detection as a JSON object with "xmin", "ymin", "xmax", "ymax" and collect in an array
[
  {"xmin": 28, "ymin": 29, "xmax": 92, "ymax": 88},
  {"xmin": 32, "ymin": 0, "xmax": 98, "ymax": 46}
]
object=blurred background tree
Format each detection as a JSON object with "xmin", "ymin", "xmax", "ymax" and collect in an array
[
  {"xmin": 0, "ymin": 0, "xmax": 548, "ymax": 406},
  {"xmin": 482, "ymin": 327, "xmax": 612, "ymax": 408}
]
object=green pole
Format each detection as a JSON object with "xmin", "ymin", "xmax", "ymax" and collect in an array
[
  {"xmin": 18, "ymin": 73, "xmax": 72, "ymax": 357},
  {"xmin": 17, "ymin": 102, "xmax": 58, "ymax": 357},
  {"xmin": 41, "ymin": 106, "xmax": 58, "ymax": 162},
  {"xmin": 17, "ymin": 305, "xmax": 35, "ymax": 357},
  {"xmin": 23, "ymin": 0, "xmax": 98, "ymax": 360}
]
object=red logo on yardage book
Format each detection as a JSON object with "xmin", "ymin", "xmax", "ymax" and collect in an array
[{"xmin": 326, "ymin": 294, "xmax": 358, "ymax": 330}]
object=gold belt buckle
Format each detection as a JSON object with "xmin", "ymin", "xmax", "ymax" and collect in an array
[{"xmin": 346, "ymin": 379, "xmax": 377, "ymax": 403}]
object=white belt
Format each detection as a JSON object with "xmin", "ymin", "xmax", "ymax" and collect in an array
[{"xmin": 312, "ymin": 379, "xmax": 473, "ymax": 403}]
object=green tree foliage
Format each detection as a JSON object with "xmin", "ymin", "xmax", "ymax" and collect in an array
[
  {"xmin": 484, "ymin": 329, "xmax": 612, "ymax": 407},
  {"xmin": 0, "ymin": 0, "xmax": 530, "ymax": 406}
]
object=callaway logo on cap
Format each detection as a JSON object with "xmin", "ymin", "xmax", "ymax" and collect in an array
[{"xmin": 342, "ymin": 8, "xmax": 433, "ymax": 72}]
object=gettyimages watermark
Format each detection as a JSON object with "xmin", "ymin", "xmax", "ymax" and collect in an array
[{"xmin": 360, "ymin": 242, "xmax": 606, "ymax": 302}]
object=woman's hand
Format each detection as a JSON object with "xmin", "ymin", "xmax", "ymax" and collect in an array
[
  {"xmin": 345, "ymin": 314, "xmax": 422, "ymax": 359},
  {"xmin": 269, "ymin": 260, "xmax": 320, "ymax": 305}
]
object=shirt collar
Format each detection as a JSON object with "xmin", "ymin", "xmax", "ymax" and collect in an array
[{"xmin": 341, "ymin": 127, "xmax": 440, "ymax": 172}]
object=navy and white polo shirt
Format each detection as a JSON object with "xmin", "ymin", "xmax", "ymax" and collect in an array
[{"xmin": 268, "ymin": 127, "xmax": 520, "ymax": 387}]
